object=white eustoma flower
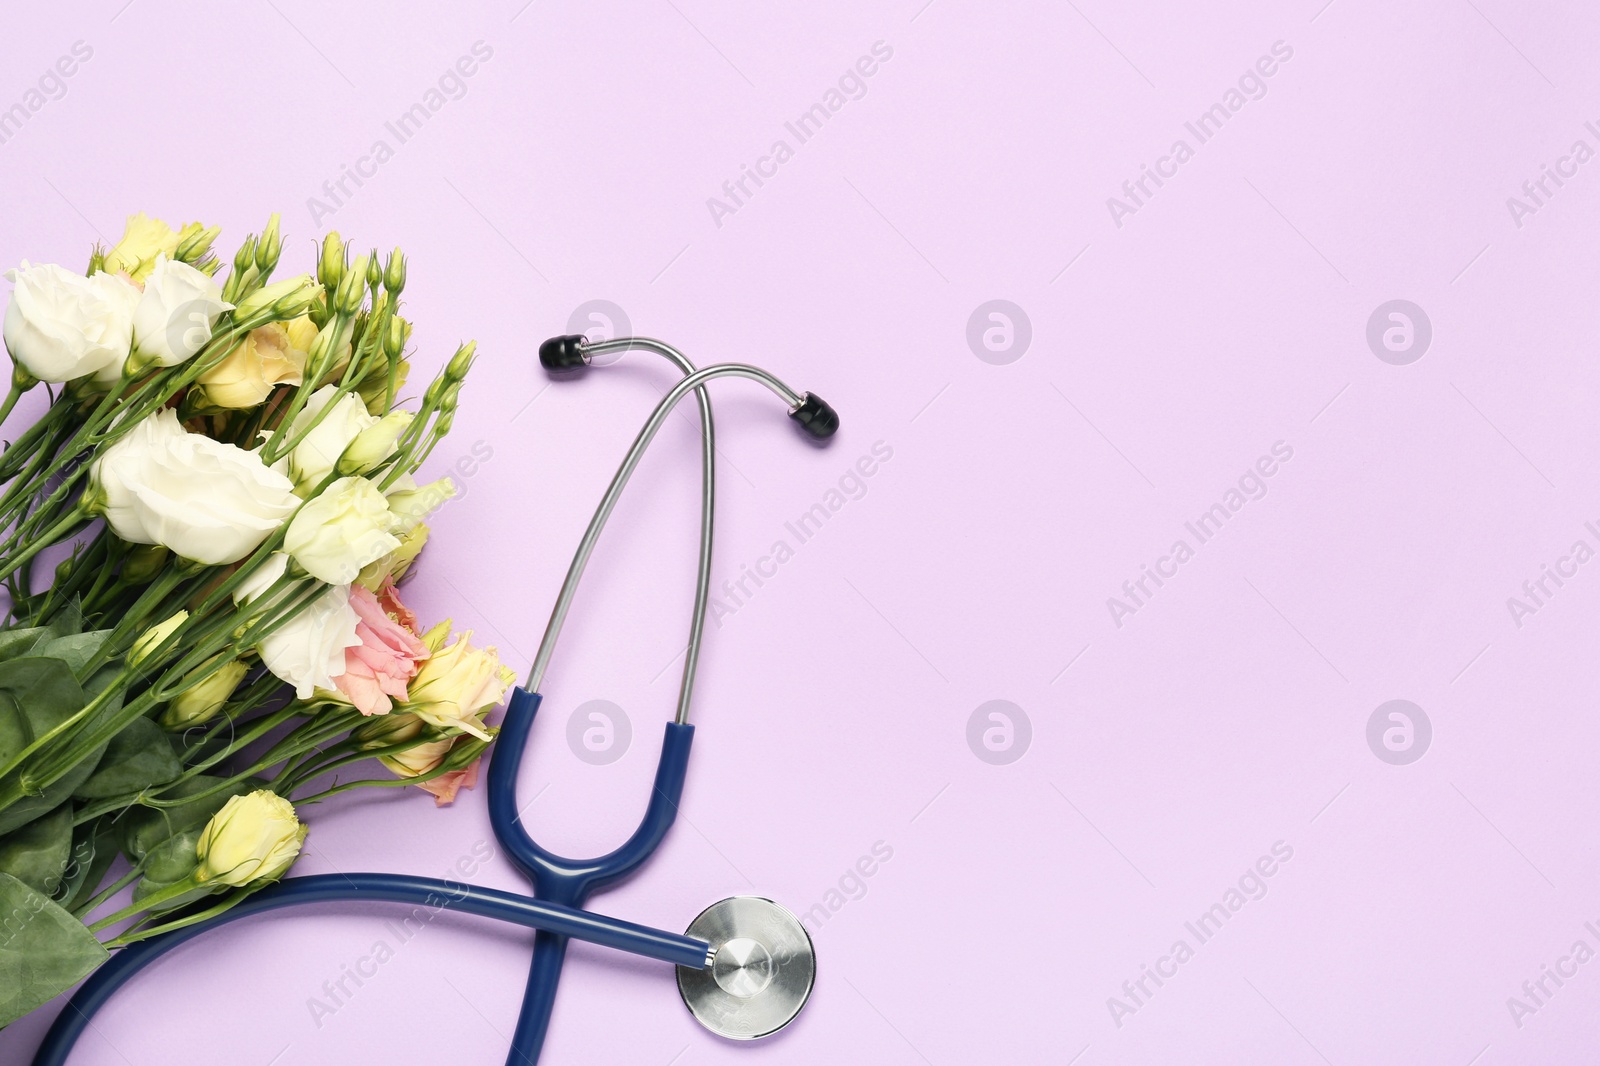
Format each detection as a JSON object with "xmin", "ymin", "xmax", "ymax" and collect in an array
[
  {"xmin": 233, "ymin": 552, "xmax": 361, "ymax": 698},
  {"xmin": 275, "ymin": 385, "xmax": 388, "ymax": 490},
  {"xmin": 285, "ymin": 476, "xmax": 400, "ymax": 584},
  {"xmin": 2, "ymin": 262, "xmax": 140, "ymax": 383},
  {"xmin": 129, "ymin": 255, "xmax": 232, "ymax": 369},
  {"xmin": 89, "ymin": 409, "xmax": 298, "ymax": 565}
]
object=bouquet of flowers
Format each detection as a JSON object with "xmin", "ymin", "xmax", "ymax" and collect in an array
[{"xmin": 0, "ymin": 213, "xmax": 511, "ymax": 1027}]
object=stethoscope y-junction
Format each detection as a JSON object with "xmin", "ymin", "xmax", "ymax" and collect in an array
[{"xmin": 32, "ymin": 334, "xmax": 839, "ymax": 1065}]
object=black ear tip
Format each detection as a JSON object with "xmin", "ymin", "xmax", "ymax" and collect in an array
[
  {"xmin": 539, "ymin": 335, "xmax": 589, "ymax": 372},
  {"xmin": 789, "ymin": 393, "xmax": 839, "ymax": 440}
]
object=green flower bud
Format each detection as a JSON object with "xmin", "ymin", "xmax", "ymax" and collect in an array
[
  {"xmin": 317, "ymin": 232, "xmax": 345, "ymax": 291},
  {"xmin": 175, "ymin": 223, "xmax": 221, "ymax": 264},
  {"xmin": 121, "ymin": 544, "xmax": 169, "ymax": 584},
  {"xmin": 232, "ymin": 237, "xmax": 256, "ymax": 274},
  {"xmin": 255, "ymin": 214, "xmax": 282, "ymax": 272},
  {"xmin": 445, "ymin": 341, "xmax": 476, "ymax": 382},
  {"xmin": 365, "ymin": 250, "xmax": 382, "ymax": 291},
  {"xmin": 383, "ymin": 316, "xmax": 409, "ymax": 361},
  {"xmin": 383, "ymin": 248, "xmax": 406, "ymax": 294},
  {"xmin": 336, "ymin": 254, "xmax": 370, "ymax": 314},
  {"xmin": 160, "ymin": 659, "xmax": 248, "ymax": 729},
  {"xmin": 353, "ymin": 711, "xmax": 426, "ymax": 751},
  {"xmin": 131, "ymin": 610, "xmax": 188, "ymax": 666}
]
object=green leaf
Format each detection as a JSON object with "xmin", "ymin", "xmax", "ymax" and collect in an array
[
  {"xmin": 0, "ymin": 658, "xmax": 89, "ymax": 766},
  {"xmin": 118, "ymin": 775, "xmax": 265, "ymax": 863},
  {"xmin": 72, "ymin": 718, "xmax": 182, "ymax": 800},
  {"xmin": 32, "ymin": 631, "xmax": 111, "ymax": 676},
  {"xmin": 0, "ymin": 657, "xmax": 108, "ymax": 837},
  {"xmin": 0, "ymin": 628, "xmax": 54, "ymax": 663},
  {"xmin": 0, "ymin": 871, "xmax": 109, "ymax": 1027},
  {"xmin": 56, "ymin": 818, "xmax": 116, "ymax": 913},
  {"xmin": 0, "ymin": 804, "xmax": 72, "ymax": 895}
]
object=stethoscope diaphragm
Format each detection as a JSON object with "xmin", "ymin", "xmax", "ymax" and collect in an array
[{"xmin": 677, "ymin": 896, "xmax": 816, "ymax": 1039}]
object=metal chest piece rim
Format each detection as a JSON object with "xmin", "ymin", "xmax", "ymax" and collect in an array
[{"xmin": 677, "ymin": 896, "xmax": 816, "ymax": 1040}]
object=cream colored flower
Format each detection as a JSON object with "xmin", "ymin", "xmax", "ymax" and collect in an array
[
  {"xmin": 3, "ymin": 262, "xmax": 140, "ymax": 383},
  {"xmin": 283, "ymin": 314, "xmax": 319, "ymax": 355},
  {"xmin": 128, "ymin": 255, "xmax": 232, "ymax": 369},
  {"xmin": 192, "ymin": 323, "xmax": 306, "ymax": 409},
  {"xmin": 275, "ymin": 385, "xmax": 387, "ymax": 490},
  {"xmin": 285, "ymin": 475, "xmax": 401, "ymax": 584},
  {"xmin": 338, "ymin": 410, "xmax": 412, "ymax": 476},
  {"xmin": 233, "ymin": 553, "xmax": 362, "ymax": 699},
  {"xmin": 195, "ymin": 790, "xmax": 306, "ymax": 886},
  {"xmin": 385, "ymin": 475, "xmax": 454, "ymax": 534},
  {"xmin": 88, "ymin": 408, "xmax": 298, "ymax": 565},
  {"xmin": 405, "ymin": 629, "xmax": 513, "ymax": 741}
]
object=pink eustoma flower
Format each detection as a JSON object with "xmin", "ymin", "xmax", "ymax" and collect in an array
[{"xmin": 332, "ymin": 584, "xmax": 427, "ymax": 715}]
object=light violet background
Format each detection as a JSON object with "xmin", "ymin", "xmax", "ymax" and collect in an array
[{"xmin": 2, "ymin": 0, "xmax": 1599, "ymax": 1063}]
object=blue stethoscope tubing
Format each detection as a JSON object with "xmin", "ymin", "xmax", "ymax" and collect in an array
[{"xmin": 31, "ymin": 337, "xmax": 838, "ymax": 1065}]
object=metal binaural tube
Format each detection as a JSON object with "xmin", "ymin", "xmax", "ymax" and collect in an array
[
  {"xmin": 567, "ymin": 338, "xmax": 715, "ymax": 726},
  {"xmin": 525, "ymin": 361, "xmax": 808, "ymax": 722}
]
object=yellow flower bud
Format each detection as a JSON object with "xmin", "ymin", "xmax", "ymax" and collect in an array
[
  {"xmin": 131, "ymin": 610, "xmax": 187, "ymax": 665},
  {"xmin": 195, "ymin": 790, "xmax": 306, "ymax": 887},
  {"xmin": 445, "ymin": 341, "xmax": 476, "ymax": 382},
  {"xmin": 104, "ymin": 212, "xmax": 188, "ymax": 282},
  {"xmin": 355, "ymin": 523, "xmax": 430, "ymax": 591},
  {"xmin": 336, "ymin": 409, "xmax": 413, "ymax": 476},
  {"xmin": 161, "ymin": 659, "xmax": 248, "ymax": 729},
  {"xmin": 233, "ymin": 274, "xmax": 322, "ymax": 322},
  {"xmin": 385, "ymin": 476, "xmax": 453, "ymax": 533}
]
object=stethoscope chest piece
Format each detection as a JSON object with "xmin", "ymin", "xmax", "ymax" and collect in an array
[{"xmin": 678, "ymin": 897, "xmax": 816, "ymax": 1040}]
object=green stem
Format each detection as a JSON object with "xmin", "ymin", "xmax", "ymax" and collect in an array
[
  {"xmin": 87, "ymin": 877, "xmax": 201, "ymax": 933},
  {"xmin": 71, "ymin": 862, "xmax": 143, "ymax": 920},
  {"xmin": 0, "ymin": 381, "xmax": 26, "ymax": 433},
  {"xmin": 0, "ymin": 506, "xmax": 88, "ymax": 586}
]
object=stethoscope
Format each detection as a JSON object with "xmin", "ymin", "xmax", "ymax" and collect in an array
[{"xmin": 32, "ymin": 334, "xmax": 839, "ymax": 1065}]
